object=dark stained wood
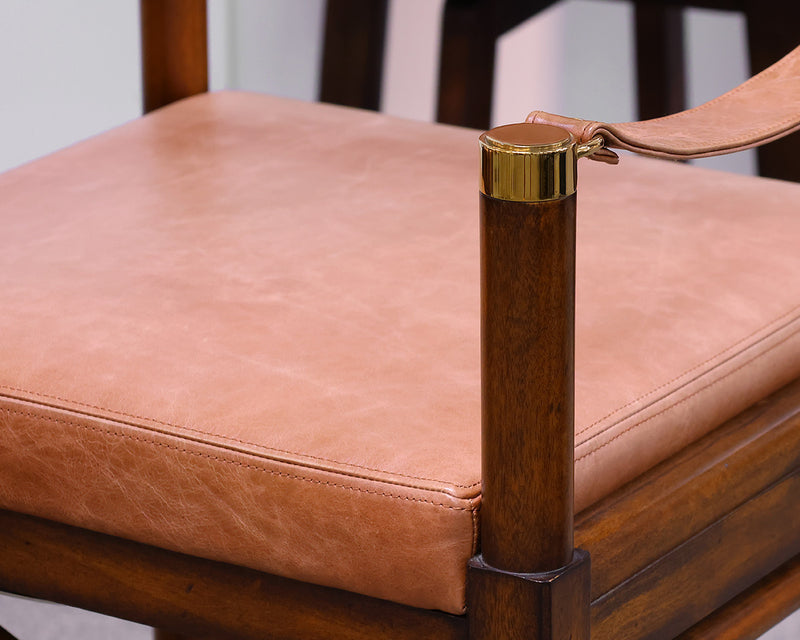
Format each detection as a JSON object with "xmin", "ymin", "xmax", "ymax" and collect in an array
[
  {"xmin": 466, "ymin": 550, "xmax": 590, "ymax": 640},
  {"xmin": 153, "ymin": 632, "xmax": 195, "ymax": 640},
  {"xmin": 319, "ymin": 0, "xmax": 388, "ymax": 111},
  {"xmin": 434, "ymin": 0, "xmax": 800, "ymax": 183},
  {"xmin": 744, "ymin": 2, "xmax": 800, "ymax": 182},
  {"xmin": 577, "ymin": 376, "xmax": 800, "ymax": 601},
  {"xmin": 677, "ymin": 553, "xmax": 800, "ymax": 640},
  {"xmin": 0, "ymin": 510, "xmax": 467, "ymax": 640},
  {"xmin": 436, "ymin": 0, "xmax": 557, "ymax": 129},
  {"xmin": 140, "ymin": 0, "xmax": 208, "ymax": 114},
  {"xmin": 1, "ymin": 387, "xmax": 799, "ymax": 640},
  {"xmin": 630, "ymin": 0, "xmax": 800, "ymax": 181},
  {"xmin": 480, "ymin": 192, "xmax": 576, "ymax": 573},
  {"xmin": 590, "ymin": 470, "xmax": 800, "ymax": 640},
  {"xmin": 490, "ymin": 0, "xmax": 555, "ymax": 36},
  {"xmin": 635, "ymin": 3, "xmax": 685, "ymax": 119},
  {"xmin": 436, "ymin": 0, "xmax": 495, "ymax": 129},
  {"xmin": 629, "ymin": 1, "xmax": 746, "ymax": 12},
  {"xmin": 0, "ymin": 626, "xmax": 20, "ymax": 640}
]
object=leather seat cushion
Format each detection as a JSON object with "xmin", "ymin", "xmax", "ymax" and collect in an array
[{"xmin": 1, "ymin": 92, "xmax": 799, "ymax": 614}]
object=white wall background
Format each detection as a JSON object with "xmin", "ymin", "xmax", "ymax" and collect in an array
[
  {"xmin": 0, "ymin": 0, "xmax": 758, "ymax": 175},
  {"xmin": 0, "ymin": 0, "xmax": 141, "ymax": 171}
]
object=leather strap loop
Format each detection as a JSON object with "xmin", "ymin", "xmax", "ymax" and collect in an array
[{"xmin": 527, "ymin": 45, "xmax": 800, "ymax": 163}]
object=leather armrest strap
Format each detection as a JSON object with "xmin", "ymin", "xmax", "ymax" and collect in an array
[{"xmin": 527, "ymin": 45, "xmax": 800, "ymax": 162}]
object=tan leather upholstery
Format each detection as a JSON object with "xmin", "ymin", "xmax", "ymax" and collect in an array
[
  {"xmin": 529, "ymin": 44, "xmax": 800, "ymax": 160},
  {"xmin": 1, "ymin": 92, "xmax": 799, "ymax": 614}
]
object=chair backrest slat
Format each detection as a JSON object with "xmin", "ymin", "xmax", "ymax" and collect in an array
[{"xmin": 140, "ymin": 0, "xmax": 208, "ymax": 113}]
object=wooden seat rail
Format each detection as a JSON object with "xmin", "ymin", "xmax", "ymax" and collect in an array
[{"xmin": 2, "ymin": 376, "xmax": 799, "ymax": 639}]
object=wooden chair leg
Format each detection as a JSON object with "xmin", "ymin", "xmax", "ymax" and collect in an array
[
  {"xmin": 634, "ymin": 3, "xmax": 685, "ymax": 120},
  {"xmin": 744, "ymin": 1, "xmax": 800, "ymax": 182},
  {"xmin": 319, "ymin": 0, "xmax": 389, "ymax": 111},
  {"xmin": 468, "ymin": 123, "xmax": 589, "ymax": 639}
]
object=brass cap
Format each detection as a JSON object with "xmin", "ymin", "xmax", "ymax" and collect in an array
[{"xmin": 480, "ymin": 123, "xmax": 576, "ymax": 202}]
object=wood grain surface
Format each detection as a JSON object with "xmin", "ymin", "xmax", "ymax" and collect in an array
[
  {"xmin": 467, "ymin": 550, "xmax": 590, "ymax": 640},
  {"xmin": 0, "ymin": 510, "xmax": 466, "ymax": 640},
  {"xmin": 480, "ymin": 193, "xmax": 576, "ymax": 574},
  {"xmin": 578, "ymin": 378, "xmax": 800, "ymax": 639},
  {"xmin": 140, "ymin": 0, "xmax": 208, "ymax": 113},
  {"xmin": 677, "ymin": 553, "xmax": 800, "ymax": 640}
]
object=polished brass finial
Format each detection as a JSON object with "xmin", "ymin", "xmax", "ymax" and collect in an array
[{"xmin": 480, "ymin": 123, "xmax": 577, "ymax": 202}]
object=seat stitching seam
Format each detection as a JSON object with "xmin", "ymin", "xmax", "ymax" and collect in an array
[
  {"xmin": 5, "ymin": 298, "xmax": 798, "ymax": 487},
  {"xmin": 4, "ymin": 307, "xmax": 797, "ymax": 489},
  {"xmin": 575, "ymin": 305, "xmax": 800, "ymax": 437},
  {"xmin": 576, "ymin": 325, "xmax": 800, "ymax": 461},
  {"xmin": 0, "ymin": 406, "xmax": 476, "ymax": 511},
  {"xmin": 471, "ymin": 504, "xmax": 480, "ymax": 555},
  {"xmin": 0, "ymin": 383, "xmax": 480, "ymax": 490},
  {"xmin": 462, "ymin": 505, "xmax": 481, "ymax": 613}
]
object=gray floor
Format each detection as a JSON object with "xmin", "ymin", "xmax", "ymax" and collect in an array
[
  {"xmin": 0, "ymin": 593, "xmax": 151, "ymax": 639},
  {"xmin": 0, "ymin": 590, "xmax": 799, "ymax": 639}
]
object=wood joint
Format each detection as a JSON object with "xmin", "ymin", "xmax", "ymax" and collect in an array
[{"xmin": 467, "ymin": 548, "xmax": 590, "ymax": 640}]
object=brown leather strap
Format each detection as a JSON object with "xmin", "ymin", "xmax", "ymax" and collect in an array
[{"xmin": 527, "ymin": 45, "xmax": 800, "ymax": 163}]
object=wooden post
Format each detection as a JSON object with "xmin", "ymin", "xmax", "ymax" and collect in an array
[
  {"xmin": 140, "ymin": 0, "xmax": 208, "ymax": 114},
  {"xmin": 745, "ymin": 2, "xmax": 800, "ymax": 182},
  {"xmin": 468, "ymin": 123, "xmax": 590, "ymax": 640}
]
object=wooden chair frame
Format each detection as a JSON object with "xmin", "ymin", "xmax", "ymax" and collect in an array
[
  {"xmin": 320, "ymin": 0, "xmax": 800, "ymax": 182},
  {"xmin": 1, "ymin": 2, "xmax": 799, "ymax": 638}
]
